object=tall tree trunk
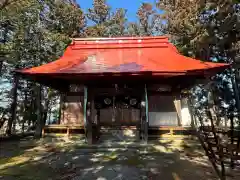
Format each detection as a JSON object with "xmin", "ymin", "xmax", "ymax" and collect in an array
[
  {"xmin": 42, "ymin": 89, "xmax": 53, "ymax": 126},
  {"xmin": 230, "ymin": 71, "xmax": 240, "ymax": 161},
  {"xmin": 42, "ymin": 100, "xmax": 50, "ymax": 126},
  {"xmin": 28, "ymin": 97, "xmax": 34, "ymax": 127},
  {"xmin": 0, "ymin": 110, "xmax": 7, "ymax": 129},
  {"xmin": 27, "ymin": 81, "xmax": 34, "ymax": 127},
  {"xmin": 230, "ymin": 114, "xmax": 235, "ymax": 168},
  {"xmin": 21, "ymin": 118, "xmax": 25, "ymax": 133},
  {"xmin": 48, "ymin": 105, "xmax": 52, "ymax": 125},
  {"xmin": 58, "ymin": 94, "xmax": 64, "ymax": 124},
  {"xmin": 22, "ymin": 89, "xmax": 28, "ymax": 133},
  {"xmin": 6, "ymin": 74, "xmax": 19, "ymax": 135},
  {"xmin": 34, "ymin": 85, "xmax": 43, "ymax": 138},
  {"xmin": 0, "ymin": 59, "xmax": 3, "ymax": 76},
  {"xmin": 231, "ymin": 72, "xmax": 240, "ymax": 118}
]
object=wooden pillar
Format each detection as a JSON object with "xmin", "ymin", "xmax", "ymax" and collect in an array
[
  {"xmin": 144, "ymin": 84, "xmax": 149, "ymax": 144},
  {"xmin": 96, "ymin": 109, "xmax": 100, "ymax": 140},
  {"xmin": 136, "ymin": 107, "xmax": 140, "ymax": 141},
  {"xmin": 170, "ymin": 128, "xmax": 174, "ymax": 137},
  {"xmin": 140, "ymin": 84, "xmax": 149, "ymax": 143},
  {"xmin": 83, "ymin": 86, "xmax": 89, "ymax": 143},
  {"xmin": 67, "ymin": 127, "xmax": 70, "ymax": 137},
  {"xmin": 140, "ymin": 93, "xmax": 146, "ymax": 141},
  {"xmin": 86, "ymin": 89, "xmax": 94, "ymax": 145},
  {"xmin": 174, "ymin": 95, "xmax": 182, "ymax": 126},
  {"xmin": 139, "ymin": 102, "xmax": 144, "ymax": 141},
  {"xmin": 92, "ymin": 94, "xmax": 97, "ymax": 142},
  {"xmin": 42, "ymin": 128, "xmax": 45, "ymax": 138}
]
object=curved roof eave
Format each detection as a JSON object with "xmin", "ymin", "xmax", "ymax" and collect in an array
[{"xmin": 15, "ymin": 36, "xmax": 230, "ymax": 78}]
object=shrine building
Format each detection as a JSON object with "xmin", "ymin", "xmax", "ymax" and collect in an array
[{"xmin": 16, "ymin": 36, "xmax": 229, "ymax": 144}]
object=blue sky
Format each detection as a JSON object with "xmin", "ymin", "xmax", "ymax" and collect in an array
[{"xmin": 77, "ymin": 0, "xmax": 158, "ymax": 22}]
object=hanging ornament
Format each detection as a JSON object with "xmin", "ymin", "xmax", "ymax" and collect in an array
[
  {"xmin": 104, "ymin": 98, "xmax": 111, "ymax": 105},
  {"xmin": 141, "ymin": 101, "xmax": 146, "ymax": 107}
]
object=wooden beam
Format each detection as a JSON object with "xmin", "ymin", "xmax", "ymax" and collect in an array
[
  {"xmin": 149, "ymin": 126, "xmax": 193, "ymax": 131},
  {"xmin": 44, "ymin": 125, "xmax": 84, "ymax": 129}
]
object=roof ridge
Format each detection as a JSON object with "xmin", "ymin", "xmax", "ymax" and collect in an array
[
  {"xmin": 72, "ymin": 36, "xmax": 169, "ymax": 40},
  {"xmin": 71, "ymin": 36, "xmax": 169, "ymax": 43},
  {"xmin": 70, "ymin": 36, "xmax": 171, "ymax": 48}
]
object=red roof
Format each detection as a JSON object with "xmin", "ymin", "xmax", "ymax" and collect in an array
[{"xmin": 17, "ymin": 36, "xmax": 229, "ymax": 78}]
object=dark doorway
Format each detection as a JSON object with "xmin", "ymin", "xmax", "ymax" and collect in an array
[
  {"xmin": 95, "ymin": 94, "xmax": 141, "ymax": 127},
  {"xmin": 94, "ymin": 93, "xmax": 141, "ymax": 142}
]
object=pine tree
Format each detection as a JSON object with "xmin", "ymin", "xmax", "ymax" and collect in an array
[
  {"xmin": 127, "ymin": 2, "xmax": 163, "ymax": 36},
  {"xmin": 157, "ymin": 0, "xmax": 240, "ymax": 176},
  {"xmin": 0, "ymin": 0, "xmax": 86, "ymax": 136},
  {"xmin": 85, "ymin": 0, "xmax": 127, "ymax": 37}
]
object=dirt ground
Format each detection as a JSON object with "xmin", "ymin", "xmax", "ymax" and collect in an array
[{"xmin": 0, "ymin": 135, "xmax": 237, "ymax": 180}]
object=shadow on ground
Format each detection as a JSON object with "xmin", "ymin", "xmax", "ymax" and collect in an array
[{"xmin": 0, "ymin": 135, "xmax": 221, "ymax": 180}]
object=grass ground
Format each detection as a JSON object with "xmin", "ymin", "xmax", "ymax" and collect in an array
[{"xmin": 0, "ymin": 135, "xmax": 236, "ymax": 180}]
